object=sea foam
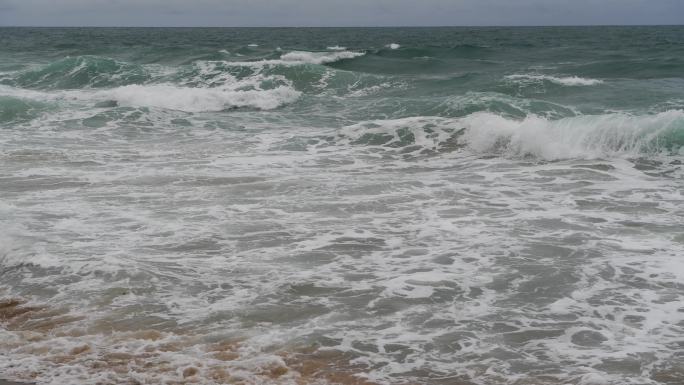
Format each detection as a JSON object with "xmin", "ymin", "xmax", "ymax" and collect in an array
[
  {"xmin": 505, "ymin": 74, "xmax": 604, "ymax": 86},
  {"xmin": 1, "ymin": 79, "xmax": 301, "ymax": 112},
  {"xmin": 199, "ymin": 50, "xmax": 365, "ymax": 69},
  {"xmin": 279, "ymin": 50, "xmax": 365, "ymax": 65}
]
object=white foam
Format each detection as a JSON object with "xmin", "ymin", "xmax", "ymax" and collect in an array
[
  {"xmin": 327, "ymin": 45, "xmax": 346, "ymax": 51},
  {"xmin": 3, "ymin": 105, "xmax": 683, "ymax": 385},
  {"xmin": 578, "ymin": 373, "xmax": 611, "ymax": 385},
  {"xmin": 378, "ymin": 271, "xmax": 456, "ymax": 300},
  {"xmin": 339, "ymin": 116, "xmax": 456, "ymax": 150},
  {"xmin": 346, "ymin": 82, "xmax": 397, "ymax": 97},
  {"xmin": 505, "ymin": 74, "xmax": 604, "ymax": 86},
  {"xmin": 0, "ymin": 84, "xmax": 54, "ymax": 101},
  {"xmin": 105, "ymin": 84, "xmax": 300, "ymax": 112},
  {"xmin": 279, "ymin": 50, "xmax": 365, "ymax": 65},
  {"xmin": 388, "ymin": 43, "xmax": 401, "ymax": 50},
  {"xmin": 0, "ymin": 82, "xmax": 300, "ymax": 112},
  {"xmin": 198, "ymin": 50, "xmax": 364, "ymax": 69}
]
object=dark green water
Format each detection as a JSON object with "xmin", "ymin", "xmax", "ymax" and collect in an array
[{"xmin": 0, "ymin": 27, "xmax": 683, "ymax": 385}]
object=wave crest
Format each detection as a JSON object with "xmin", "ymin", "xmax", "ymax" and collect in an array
[
  {"xmin": 461, "ymin": 110, "xmax": 684, "ymax": 159},
  {"xmin": 505, "ymin": 74, "xmax": 604, "ymax": 86},
  {"xmin": 13, "ymin": 56, "xmax": 149, "ymax": 89},
  {"xmin": 100, "ymin": 84, "xmax": 301, "ymax": 112},
  {"xmin": 209, "ymin": 50, "xmax": 366, "ymax": 68},
  {"xmin": 337, "ymin": 110, "xmax": 684, "ymax": 160},
  {"xmin": 280, "ymin": 50, "xmax": 365, "ymax": 65}
]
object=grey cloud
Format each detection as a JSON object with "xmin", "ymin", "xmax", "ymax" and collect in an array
[
  {"xmin": 0, "ymin": 0, "xmax": 15, "ymax": 11},
  {"xmin": 0, "ymin": 0, "xmax": 682, "ymax": 27}
]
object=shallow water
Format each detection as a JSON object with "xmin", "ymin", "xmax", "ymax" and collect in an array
[{"xmin": 1, "ymin": 27, "xmax": 683, "ymax": 385}]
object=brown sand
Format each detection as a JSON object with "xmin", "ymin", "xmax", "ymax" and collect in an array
[
  {"xmin": 0, "ymin": 380, "xmax": 35, "ymax": 385},
  {"xmin": 0, "ymin": 297, "xmax": 492, "ymax": 385}
]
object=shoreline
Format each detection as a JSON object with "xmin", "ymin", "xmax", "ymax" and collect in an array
[{"xmin": 0, "ymin": 380, "xmax": 35, "ymax": 385}]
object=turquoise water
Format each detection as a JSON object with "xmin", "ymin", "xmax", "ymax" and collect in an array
[{"xmin": 0, "ymin": 27, "xmax": 683, "ymax": 385}]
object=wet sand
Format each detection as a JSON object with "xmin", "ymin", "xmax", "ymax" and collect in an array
[{"xmin": 0, "ymin": 380, "xmax": 35, "ymax": 385}]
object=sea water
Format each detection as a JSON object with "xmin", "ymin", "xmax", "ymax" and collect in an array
[{"xmin": 0, "ymin": 27, "xmax": 683, "ymax": 385}]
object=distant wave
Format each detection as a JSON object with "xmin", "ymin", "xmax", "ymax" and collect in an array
[
  {"xmin": 0, "ymin": 51, "xmax": 368, "ymax": 111},
  {"xmin": 10, "ymin": 55, "xmax": 149, "ymax": 89},
  {"xmin": 279, "ymin": 50, "xmax": 365, "ymax": 65},
  {"xmin": 197, "ymin": 50, "xmax": 365, "ymax": 69},
  {"xmin": 2, "ymin": 52, "xmax": 365, "ymax": 92},
  {"xmin": 505, "ymin": 74, "xmax": 604, "ymax": 86}
]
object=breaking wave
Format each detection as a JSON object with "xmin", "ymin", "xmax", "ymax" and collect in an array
[
  {"xmin": 338, "ymin": 110, "xmax": 684, "ymax": 159},
  {"xmin": 0, "ymin": 50, "xmax": 365, "ymax": 93},
  {"xmin": 195, "ymin": 50, "xmax": 366, "ymax": 69},
  {"xmin": 0, "ymin": 83, "xmax": 300, "ymax": 113},
  {"xmin": 279, "ymin": 50, "xmax": 366, "ymax": 65},
  {"xmin": 99, "ymin": 84, "xmax": 301, "ymax": 112}
]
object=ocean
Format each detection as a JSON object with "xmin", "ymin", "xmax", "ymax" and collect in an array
[{"xmin": 0, "ymin": 26, "xmax": 683, "ymax": 385}]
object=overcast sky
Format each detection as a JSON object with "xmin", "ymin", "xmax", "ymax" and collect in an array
[{"xmin": 0, "ymin": 0, "xmax": 682, "ymax": 27}]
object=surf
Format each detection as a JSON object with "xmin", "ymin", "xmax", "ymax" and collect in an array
[{"xmin": 335, "ymin": 110, "xmax": 684, "ymax": 159}]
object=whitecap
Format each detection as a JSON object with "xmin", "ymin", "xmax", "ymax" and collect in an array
[
  {"xmin": 505, "ymin": 74, "xmax": 603, "ymax": 86},
  {"xmin": 198, "ymin": 50, "xmax": 364, "ymax": 69},
  {"xmin": 279, "ymin": 50, "xmax": 365, "ymax": 65},
  {"xmin": 99, "ymin": 84, "xmax": 300, "ymax": 112}
]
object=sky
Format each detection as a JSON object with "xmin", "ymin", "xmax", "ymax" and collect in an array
[{"xmin": 0, "ymin": 0, "xmax": 682, "ymax": 27}]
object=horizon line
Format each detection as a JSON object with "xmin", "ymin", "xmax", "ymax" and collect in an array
[{"xmin": 0, "ymin": 23, "xmax": 683, "ymax": 28}]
